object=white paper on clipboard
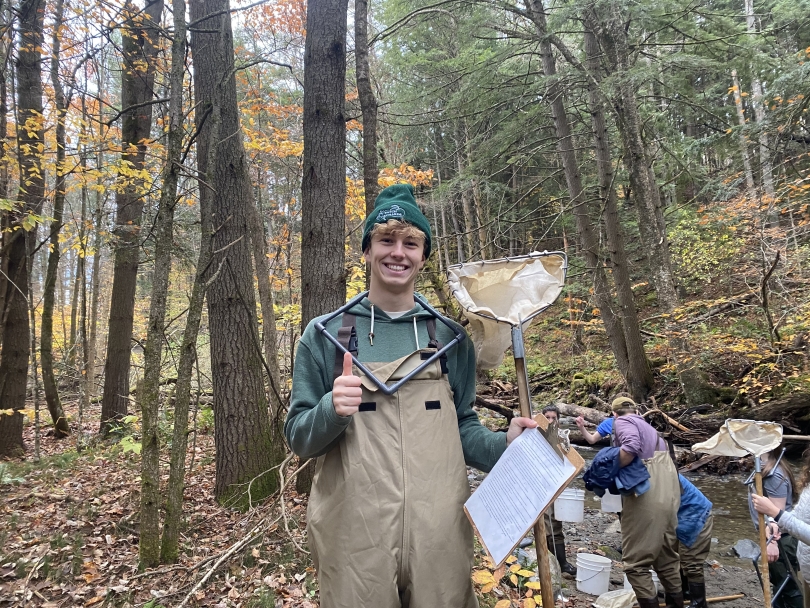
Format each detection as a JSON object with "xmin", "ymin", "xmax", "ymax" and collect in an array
[{"xmin": 464, "ymin": 428, "xmax": 577, "ymax": 567}]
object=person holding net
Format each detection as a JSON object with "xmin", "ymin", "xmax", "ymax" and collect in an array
[
  {"xmin": 747, "ymin": 445, "xmax": 804, "ymax": 608},
  {"xmin": 752, "ymin": 446, "xmax": 810, "ymax": 608},
  {"xmin": 285, "ymin": 183, "xmax": 537, "ymax": 608}
]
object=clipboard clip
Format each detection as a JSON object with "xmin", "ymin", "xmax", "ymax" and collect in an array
[{"xmin": 541, "ymin": 419, "xmax": 566, "ymax": 460}]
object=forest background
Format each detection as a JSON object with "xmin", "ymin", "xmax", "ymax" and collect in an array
[{"xmin": 0, "ymin": 0, "xmax": 809, "ymax": 603}]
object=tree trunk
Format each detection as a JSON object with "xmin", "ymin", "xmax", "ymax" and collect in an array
[
  {"xmin": 584, "ymin": 25, "xmax": 653, "ymax": 401},
  {"xmin": 592, "ymin": 6, "xmax": 716, "ymax": 406},
  {"xmin": 248, "ymin": 203, "xmax": 284, "ymax": 418},
  {"xmin": 593, "ymin": 11, "xmax": 678, "ymax": 311},
  {"xmin": 0, "ymin": 0, "xmax": 45, "ymax": 457},
  {"xmin": 40, "ymin": 0, "xmax": 71, "ymax": 438},
  {"xmin": 731, "ymin": 69, "xmax": 756, "ymax": 192},
  {"xmin": 744, "ymin": 0, "xmax": 776, "ymax": 223},
  {"xmin": 27, "ymin": 234, "xmax": 42, "ymax": 460},
  {"xmin": 472, "ymin": 177, "xmax": 489, "ymax": 260},
  {"xmin": 79, "ymin": 102, "xmax": 93, "ymax": 445},
  {"xmin": 88, "ymin": 67, "xmax": 106, "ymax": 399},
  {"xmin": 99, "ymin": 0, "xmax": 163, "ymax": 435},
  {"xmin": 300, "ymin": 0, "xmax": 348, "ymax": 327},
  {"xmin": 137, "ymin": 0, "xmax": 175, "ymax": 567},
  {"xmin": 355, "ymin": 0, "xmax": 379, "ymax": 216},
  {"xmin": 297, "ymin": 0, "xmax": 350, "ymax": 495},
  {"xmin": 450, "ymin": 198, "xmax": 466, "ymax": 263},
  {"xmin": 161, "ymin": 0, "xmax": 205, "ymax": 553},
  {"xmin": 247, "ymin": 196, "xmax": 287, "ymax": 500},
  {"xmin": 191, "ymin": 0, "xmax": 280, "ymax": 508},
  {"xmin": 455, "ymin": 126, "xmax": 478, "ymax": 259},
  {"xmin": 0, "ymin": 4, "xmax": 10, "ymax": 353},
  {"xmin": 523, "ymin": 0, "xmax": 632, "ymax": 384},
  {"xmin": 161, "ymin": 203, "xmax": 209, "ymax": 563}
]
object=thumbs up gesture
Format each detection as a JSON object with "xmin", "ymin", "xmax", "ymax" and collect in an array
[{"xmin": 333, "ymin": 351, "xmax": 362, "ymax": 417}]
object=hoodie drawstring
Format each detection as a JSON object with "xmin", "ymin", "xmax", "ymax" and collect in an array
[
  {"xmin": 369, "ymin": 305, "xmax": 375, "ymax": 346},
  {"xmin": 368, "ymin": 304, "xmax": 419, "ymax": 350}
]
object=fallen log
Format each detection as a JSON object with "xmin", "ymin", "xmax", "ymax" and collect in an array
[
  {"xmin": 568, "ymin": 429, "xmax": 609, "ymax": 447},
  {"xmin": 475, "ymin": 396, "xmax": 515, "ymax": 422},
  {"xmin": 552, "ymin": 402, "xmax": 608, "ymax": 425}
]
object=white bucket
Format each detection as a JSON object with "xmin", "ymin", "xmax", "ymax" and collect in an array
[
  {"xmin": 554, "ymin": 488, "xmax": 585, "ymax": 522},
  {"xmin": 623, "ymin": 571, "xmax": 662, "ymax": 594},
  {"xmin": 601, "ymin": 491, "xmax": 623, "ymax": 513},
  {"xmin": 576, "ymin": 553, "xmax": 612, "ymax": 595}
]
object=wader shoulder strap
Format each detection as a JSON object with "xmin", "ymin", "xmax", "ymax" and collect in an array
[
  {"xmin": 656, "ymin": 429, "xmax": 676, "ymax": 463},
  {"xmin": 333, "ymin": 313, "xmax": 358, "ymax": 381},
  {"xmin": 425, "ymin": 317, "xmax": 449, "ymax": 374},
  {"xmin": 426, "ymin": 318, "xmax": 440, "ymax": 349}
]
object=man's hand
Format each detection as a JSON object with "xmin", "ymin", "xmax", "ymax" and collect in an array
[
  {"xmin": 506, "ymin": 417, "xmax": 538, "ymax": 446},
  {"xmin": 575, "ymin": 416, "xmax": 586, "ymax": 430},
  {"xmin": 333, "ymin": 352, "xmax": 362, "ymax": 417}
]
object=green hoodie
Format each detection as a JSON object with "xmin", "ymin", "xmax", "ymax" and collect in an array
[{"xmin": 284, "ymin": 295, "xmax": 507, "ymax": 472}]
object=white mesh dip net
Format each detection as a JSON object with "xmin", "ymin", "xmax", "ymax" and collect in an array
[
  {"xmin": 692, "ymin": 419, "xmax": 783, "ymax": 457},
  {"xmin": 447, "ymin": 252, "xmax": 567, "ymax": 369}
]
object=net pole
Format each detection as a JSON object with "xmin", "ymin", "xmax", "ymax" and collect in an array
[
  {"xmin": 513, "ymin": 324, "xmax": 554, "ymax": 608},
  {"xmin": 754, "ymin": 456, "xmax": 772, "ymax": 608}
]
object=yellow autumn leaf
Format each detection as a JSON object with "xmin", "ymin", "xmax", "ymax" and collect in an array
[
  {"xmin": 510, "ymin": 564, "xmax": 521, "ymax": 573},
  {"xmin": 517, "ymin": 569, "xmax": 535, "ymax": 577},
  {"xmin": 481, "ymin": 582, "xmax": 496, "ymax": 593},
  {"xmin": 472, "ymin": 570, "xmax": 495, "ymax": 585},
  {"xmin": 523, "ymin": 599, "xmax": 537, "ymax": 608},
  {"xmin": 495, "ymin": 601, "xmax": 512, "ymax": 608},
  {"xmin": 506, "ymin": 555, "xmax": 518, "ymax": 564},
  {"xmin": 524, "ymin": 581, "xmax": 542, "ymax": 590},
  {"xmin": 510, "ymin": 574, "xmax": 519, "ymax": 585}
]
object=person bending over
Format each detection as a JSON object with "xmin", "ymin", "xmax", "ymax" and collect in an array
[{"xmin": 611, "ymin": 396, "xmax": 682, "ymax": 608}]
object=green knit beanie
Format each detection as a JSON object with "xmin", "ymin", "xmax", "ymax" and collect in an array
[{"xmin": 362, "ymin": 183, "xmax": 432, "ymax": 257}]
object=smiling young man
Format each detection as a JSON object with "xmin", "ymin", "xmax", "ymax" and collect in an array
[{"xmin": 285, "ymin": 183, "xmax": 536, "ymax": 608}]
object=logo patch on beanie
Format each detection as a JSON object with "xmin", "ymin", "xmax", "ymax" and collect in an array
[{"xmin": 377, "ymin": 204, "xmax": 405, "ymax": 222}]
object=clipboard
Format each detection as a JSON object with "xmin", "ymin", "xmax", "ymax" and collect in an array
[{"xmin": 464, "ymin": 412, "xmax": 585, "ymax": 568}]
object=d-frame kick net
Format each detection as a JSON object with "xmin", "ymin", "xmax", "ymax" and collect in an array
[
  {"xmin": 694, "ymin": 419, "xmax": 784, "ymax": 608},
  {"xmin": 448, "ymin": 251, "xmax": 583, "ymax": 608}
]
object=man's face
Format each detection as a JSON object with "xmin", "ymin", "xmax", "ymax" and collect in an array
[
  {"xmin": 543, "ymin": 411, "xmax": 558, "ymax": 424},
  {"xmin": 364, "ymin": 231, "xmax": 426, "ymax": 296}
]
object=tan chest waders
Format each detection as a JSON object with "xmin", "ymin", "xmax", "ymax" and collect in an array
[{"xmin": 309, "ymin": 302, "xmax": 477, "ymax": 608}]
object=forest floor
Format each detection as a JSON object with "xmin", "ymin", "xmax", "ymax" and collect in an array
[{"xmin": 0, "ymin": 398, "xmax": 771, "ymax": 608}]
